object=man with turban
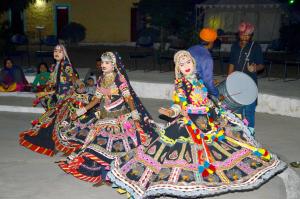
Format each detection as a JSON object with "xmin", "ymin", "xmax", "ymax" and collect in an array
[
  {"xmin": 188, "ymin": 28, "xmax": 219, "ymax": 97},
  {"xmin": 228, "ymin": 22, "xmax": 265, "ymax": 135}
]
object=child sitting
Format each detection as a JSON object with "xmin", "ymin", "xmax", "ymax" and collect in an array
[
  {"xmin": 85, "ymin": 77, "xmax": 96, "ymax": 95},
  {"xmin": 31, "ymin": 62, "xmax": 50, "ymax": 92}
]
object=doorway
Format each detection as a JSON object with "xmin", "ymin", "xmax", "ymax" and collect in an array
[
  {"xmin": 10, "ymin": 8, "xmax": 24, "ymax": 34},
  {"xmin": 56, "ymin": 6, "xmax": 69, "ymax": 38}
]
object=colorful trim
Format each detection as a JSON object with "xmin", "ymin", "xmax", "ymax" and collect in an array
[
  {"xmin": 52, "ymin": 129, "xmax": 79, "ymax": 155},
  {"xmin": 58, "ymin": 162, "xmax": 102, "ymax": 183},
  {"xmin": 19, "ymin": 130, "xmax": 54, "ymax": 157},
  {"xmin": 58, "ymin": 152, "xmax": 110, "ymax": 183}
]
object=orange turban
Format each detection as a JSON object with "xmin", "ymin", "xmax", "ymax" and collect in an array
[{"xmin": 199, "ymin": 28, "xmax": 217, "ymax": 42}]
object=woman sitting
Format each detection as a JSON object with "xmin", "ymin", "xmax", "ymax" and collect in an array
[{"xmin": 0, "ymin": 58, "xmax": 28, "ymax": 92}]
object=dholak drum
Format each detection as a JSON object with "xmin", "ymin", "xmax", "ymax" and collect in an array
[{"xmin": 217, "ymin": 71, "xmax": 258, "ymax": 110}]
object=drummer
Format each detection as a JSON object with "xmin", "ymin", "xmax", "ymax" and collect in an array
[
  {"xmin": 188, "ymin": 28, "xmax": 219, "ymax": 98},
  {"xmin": 227, "ymin": 22, "xmax": 264, "ymax": 134}
]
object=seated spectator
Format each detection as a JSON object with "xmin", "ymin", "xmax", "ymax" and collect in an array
[
  {"xmin": 31, "ymin": 62, "xmax": 50, "ymax": 92},
  {"xmin": 0, "ymin": 58, "xmax": 29, "ymax": 92},
  {"xmin": 84, "ymin": 58, "xmax": 102, "ymax": 83},
  {"xmin": 85, "ymin": 77, "xmax": 96, "ymax": 95}
]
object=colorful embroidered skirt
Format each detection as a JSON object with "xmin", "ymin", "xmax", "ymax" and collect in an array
[
  {"xmin": 19, "ymin": 94, "xmax": 90, "ymax": 156},
  {"xmin": 59, "ymin": 113, "xmax": 142, "ymax": 183},
  {"xmin": 108, "ymin": 111, "xmax": 286, "ymax": 198}
]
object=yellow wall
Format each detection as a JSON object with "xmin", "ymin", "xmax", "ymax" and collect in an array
[
  {"xmin": 25, "ymin": 0, "xmax": 54, "ymax": 40},
  {"xmin": 24, "ymin": 0, "xmax": 138, "ymax": 43},
  {"xmin": 0, "ymin": 12, "xmax": 9, "ymax": 23}
]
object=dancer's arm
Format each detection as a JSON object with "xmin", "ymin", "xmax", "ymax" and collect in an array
[
  {"xmin": 71, "ymin": 85, "xmax": 104, "ymax": 120},
  {"xmin": 159, "ymin": 88, "xmax": 185, "ymax": 118}
]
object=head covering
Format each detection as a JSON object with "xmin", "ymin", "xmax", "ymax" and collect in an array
[
  {"xmin": 0, "ymin": 58, "xmax": 28, "ymax": 85},
  {"xmin": 52, "ymin": 44, "xmax": 78, "ymax": 92},
  {"xmin": 54, "ymin": 44, "xmax": 71, "ymax": 64},
  {"xmin": 101, "ymin": 52, "xmax": 117, "ymax": 67},
  {"xmin": 112, "ymin": 52, "xmax": 156, "ymax": 142},
  {"xmin": 199, "ymin": 28, "xmax": 217, "ymax": 42},
  {"xmin": 239, "ymin": 22, "xmax": 255, "ymax": 35},
  {"xmin": 174, "ymin": 50, "xmax": 196, "ymax": 79}
]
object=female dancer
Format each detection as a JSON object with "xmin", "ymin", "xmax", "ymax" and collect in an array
[
  {"xmin": 58, "ymin": 52, "xmax": 156, "ymax": 184},
  {"xmin": 19, "ymin": 44, "xmax": 85, "ymax": 156},
  {"xmin": 107, "ymin": 50, "xmax": 286, "ymax": 198}
]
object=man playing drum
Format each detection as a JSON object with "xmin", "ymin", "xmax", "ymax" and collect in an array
[
  {"xmin": 188, "ymin": 28, "xmax": 219, "ymax": 98},
  {"xmin": 228, "ymin": 22, "xmax": 264, "ymax": 134}
]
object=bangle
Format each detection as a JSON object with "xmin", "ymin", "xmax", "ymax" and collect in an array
[
  {"xmin": 131, "ymin": 110, "xmax": 140, "ymax": 120},
  {"xmin": 76, "ymin": 107, "xmax": 87, "ymax": 117},
  {"xmin": 170, "ymin": 104, "xmax": 181, "ymax": 118}
]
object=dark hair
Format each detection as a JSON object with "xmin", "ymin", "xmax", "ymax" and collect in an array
[
  {"xmin": 3, "ymin": 58, "xmax": 13, "ymax": 67},
  {"xmin": 37, "ymin": 62, "xmax": 50, "ymax": 74},
  {"xmin": 96, "ymin": 58, "xmax": 101, "ymax": 62},
  {"xmin": 87, "ymin": 77, "xmax": 94, "ymax": 81}
]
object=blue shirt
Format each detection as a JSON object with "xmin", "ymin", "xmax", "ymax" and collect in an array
[
  {"xmin": 188, "ymin": 45, "xmax": 219, "ymax": 97},
  {"xmin": 229, "ymin": 41, "xmax": 264, "ymax": 83}
]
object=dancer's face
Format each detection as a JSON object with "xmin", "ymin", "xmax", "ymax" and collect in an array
[
  {"xmin": 101, "ymin": 61, "xmax": 114, "ymax": 74},
  {"xmin": 53, "ymin": 47, "xmax": 64, "ymax": 62},
  {"xmin": 178, "ymin": 56, "xmax": 194, "ymax": 76}
]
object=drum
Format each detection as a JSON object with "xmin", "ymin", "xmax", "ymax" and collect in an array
[{"xmin": 217, "ymin": 71, "xmax": 258, "ymax": 110}]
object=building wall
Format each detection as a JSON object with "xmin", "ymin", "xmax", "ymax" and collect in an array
[
  {"xmin": 0, "ymin": 12, "xmax": 9, "ymax": 23},
  {"xmin": 24, "ymin": 0, "xmax": 138, "ymax": 43},
  {"xmin": 25, "ymin": 0, "xmax": 54, "ymax": 40}
]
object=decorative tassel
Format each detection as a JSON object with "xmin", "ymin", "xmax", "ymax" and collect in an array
[
  {"xmin": 253, "ymin": 148, "xmax": 271, "ymax": 161},
  {"xmin": 40, "ymin": 122, "xmax": 51, "ymax": 128},
  {"xmin": 116, "ymin": 188, "xmax": 127, "ymax": 194},
  {"xmin": 198, "ymin": 161, "xmax": 216, "ymax": 177},
  {"xmin": 31, "ymin": 119, "xmax": 39, "ymax": 126},
  {"xmin": 32, "ymin": 98, "xmax": 40, "ymax": 107}
]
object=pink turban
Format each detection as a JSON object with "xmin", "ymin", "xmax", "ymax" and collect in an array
[{"xmin": 239, "ymin": 22, "xmax": 254, "ymax": 35}]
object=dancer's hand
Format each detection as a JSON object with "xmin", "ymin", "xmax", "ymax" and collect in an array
[
  {"xmin": 2, "ymin": 84, "xmax": 8, "ymax": 89},
  {"xmin": 213, "ymin": 79, "xmax": 220, "ymax": 86},
  {"xmin": 45, "ymin": 83, "xmax": 54, "ymax": 92},
  {"xmin": 159, "ymin": 107, "xmax": 175, "ymax": 117},
  {"xmin": 247, "ymin": 63, "xmax": 257, "ymax": 73},
  {"xmin": 70, "ymin": 112, "xmax": 78, "ymax": 120}
]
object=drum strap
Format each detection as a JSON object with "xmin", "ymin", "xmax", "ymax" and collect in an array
[{"xmin": 241, "ymin": 41, "xmax": 254, "ymax": 72}]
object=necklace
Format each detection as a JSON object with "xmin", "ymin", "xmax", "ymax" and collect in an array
[{"xmin": 101, "ymin": 72, "xmax": 115, "ymax": 88}]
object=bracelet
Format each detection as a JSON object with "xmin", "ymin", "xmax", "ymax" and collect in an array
[
  {"xmin": 131, "ymin": 109, "xmax": 140, "ymax": 120},
  {"xmin": 76, "ymin": 107, "xmax": 87, "ymax": 117},
  {"xmin": 170, "ymin": 104, "xmax": 181, "ymax": 118}
]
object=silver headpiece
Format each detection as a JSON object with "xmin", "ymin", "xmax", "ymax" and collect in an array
[{"xmin": 101, "ymin": 52, "xmax": 117, "ymax": 66}]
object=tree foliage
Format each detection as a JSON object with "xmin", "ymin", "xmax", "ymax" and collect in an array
[
  {"xmin": 60, "ymin": 22, "xmax": 86, "ymax": 44},
  {"xmin": 137, "ymin": 0, "xmax": 198, "ymax": 45},
  {"xmin": 0, "ymin": 0, "xmax": 51, "ymax": 13}
]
